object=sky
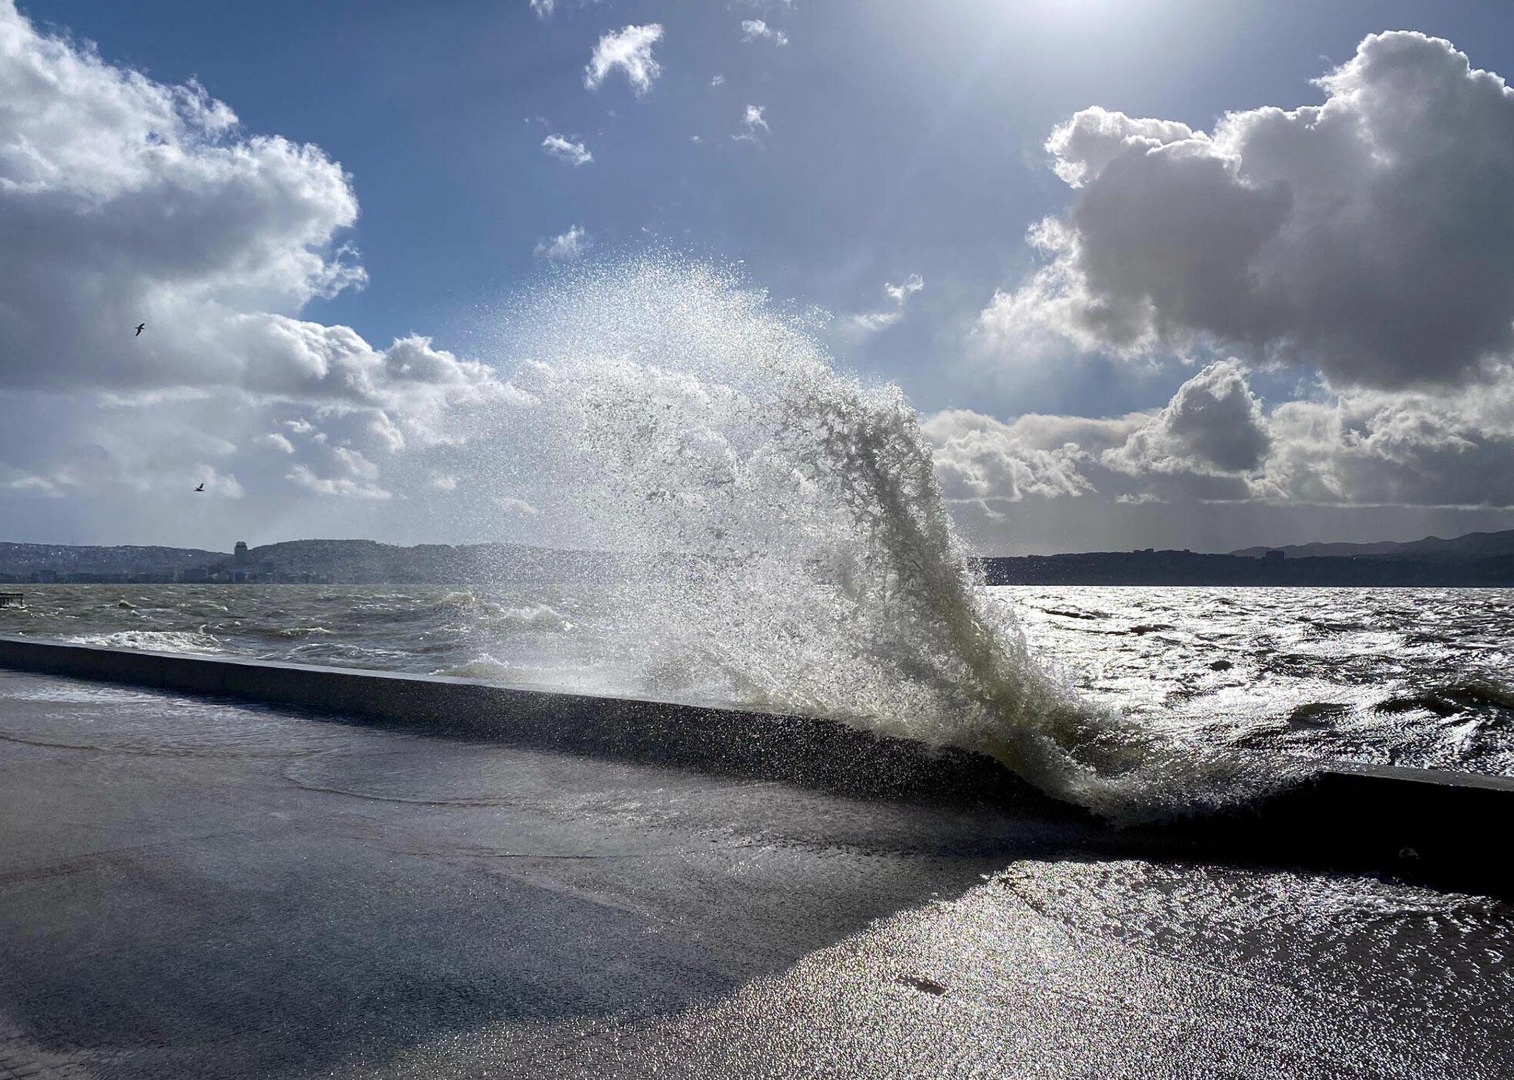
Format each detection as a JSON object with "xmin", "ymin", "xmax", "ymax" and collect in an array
[{"xmin": 4, "ymin": 0, "xmax": 1514, "ymax": 554}]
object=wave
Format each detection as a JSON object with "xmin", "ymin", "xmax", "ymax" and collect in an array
[
  {"xmin": 69, "ymin": 629, "xmax": 225, "ymax": 655},
  {"xmin": 495, "ymin": 258, "xmax": 1275, "ymax": 819},
  {"xmin": 489, "ymin": 604, "xmax": 570, "ymax": 632},
  {"xmin": 1376, "ymin": 679, "xmax": 1514, "ymax": 719}
]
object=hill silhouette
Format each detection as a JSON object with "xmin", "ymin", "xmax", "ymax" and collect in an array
[{"xmin": 1232, "ymin": 529, "xmax": 1514, "ymax": 562}]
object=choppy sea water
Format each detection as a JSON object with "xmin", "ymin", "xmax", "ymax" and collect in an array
[
  {"xmin": 3, "ymin": 582, "xmax": 1512, "ymax": 786},
  {"xmin": 6, "ymin": 264, "xmax": 1514, "ymax": 821}
]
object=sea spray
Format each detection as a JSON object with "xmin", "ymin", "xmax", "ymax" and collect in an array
[{"xmin": 496, "ymin": 257, "xmax": 1279, "ymax": 818}]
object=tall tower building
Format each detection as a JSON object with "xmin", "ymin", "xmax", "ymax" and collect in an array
[{"xmin": 234, "ymin": 541, "xmax": 249, "ymax": 567}]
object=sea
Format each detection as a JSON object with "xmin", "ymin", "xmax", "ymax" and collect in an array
[
  {"xmin": 4, "ymin": 261, "xmax": 1512, "ymax": 821},
  {"xmin": 4, "ymin": 581, "xmax": 1512, "ymax": 818}
]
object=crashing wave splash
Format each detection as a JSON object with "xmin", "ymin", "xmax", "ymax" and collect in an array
[{"xmin": 493, "ymin": 258, "xmax": 1286, "ymax": 819}]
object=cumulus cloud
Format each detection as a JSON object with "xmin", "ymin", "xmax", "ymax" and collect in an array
[
  {"xmin": 534, "ymin": 224, "xmax": 589, "ymax": 261},
  {"xmin": 541, "ymin": 134, "xmax": 593, "ymax": 166},
  {"xmin": 0, "ymin": 1, "xmax": 525, "ymax": 530},
  {"xmin": 844, "ymin": 273, "xmax": 924, "ymax": 336},
  {"xmin": 1259, "ymin": 377, "xmax": 1514, "ymax": 508},
  {"xmin": 923, "ymin": 409, "xmax": 1099, "ymax": 513},
  {"xmin": 1103, "ymin": 360, "xmax": 1271, "ymax": 477},
  {"xmin": 985, "ymin": 32, "xmax": 1514, "ymax": 390},
  {"xmin": 732, "ymin": 104, "xmax": 769, "ymax": 143},
  {"xmin": 287, "ymin": 462, "xmax": 391, "ymax": 500},
  {"xmin": 584, "ymin": 24, "xmax": 664, "ymax": 98},
  {"xmin": 710, "ymin": 74, "xmax": 725, "ymax": 88},
  {"xmin": 927, "ymin": 357, "xmax": 1514, "ymax": 514},
  {"xmin": 740, "ymin": 20, "xmax": 789, "ymax": 46}
]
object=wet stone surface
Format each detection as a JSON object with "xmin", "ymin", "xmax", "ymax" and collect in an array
[{"xmin": 0, "ymin": 668, "xmax": 1510, "ymax": 1079}]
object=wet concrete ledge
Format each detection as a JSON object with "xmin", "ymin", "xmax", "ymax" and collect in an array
[
  {"xmin": 0, "ymin": 634, "xmax": 1031, "ymax": 811},
  {"xmin": 0, "ymin": 634, "xmax": 1511, "ymax": 896}
]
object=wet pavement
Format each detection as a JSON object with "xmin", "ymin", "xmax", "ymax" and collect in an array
[{"xmin": 0, "ymin": 668, "xmax": 1510, "ymax": 1078}]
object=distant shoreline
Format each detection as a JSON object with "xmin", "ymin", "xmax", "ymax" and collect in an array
[
  {"xmin": 973, "ymin": 552, "xmax": 1514, "ymax": 588},
  {"xmin": 5, "ymin": 535, "xmax": 1514, "ymax": 588}
]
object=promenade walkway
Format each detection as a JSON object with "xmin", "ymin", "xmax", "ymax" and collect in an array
[{"xmin": 0, "ymin": 668, "xmax": 1507, "ymax": 1078}]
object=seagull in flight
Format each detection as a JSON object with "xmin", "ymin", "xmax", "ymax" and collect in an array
[
  {"xmin": 134, "ymin": 323, "xmax": 145, "ymax": 336},
  {"xmin": 194, "ymin": 482, "xmax": 205, "ymax": 492}
]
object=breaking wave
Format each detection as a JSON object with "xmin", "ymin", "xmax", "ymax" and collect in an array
[
  {"xmin": 69, "ymin": 629, "xmax": 224, "ymax": 655},
  {"xmin": 497, "ymin": 258, "xmax": 1277, "ymax": 818}
]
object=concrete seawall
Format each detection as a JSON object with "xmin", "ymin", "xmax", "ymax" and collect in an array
[
  {"xmin": 1, "ymin": 633, "xmax": 1510, "ymax": 896},
  {"xmin": 0, "ymin": 634, "xmax": 1026, "ymax": 810}
]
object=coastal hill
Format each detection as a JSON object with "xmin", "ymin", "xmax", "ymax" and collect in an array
[
  {"xmin": 0, "ymin": 539, "xmax": 613, "ymax": 585},
  {"xmin": 4, "ymin": 530, "xmax": 1514, "ymax": 586},
  {"xmin": 977, "ymin": 528, "xmax": 1514, "ymax": 587},
  {"xmin": 243, "ymin": 540, "xmax": 612, "ymax": 584},
  {"xmin": 1231, "ymin": 529, "xmax": 1514, "ymax": 562},
  {"xmin": 0, "ymin": 543, "xmax": 222, "ymax": 580}
]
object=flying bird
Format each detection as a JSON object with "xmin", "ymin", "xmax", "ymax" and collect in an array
[
  {"xmin": 134, "ymin": 323, "xmax": 145, "ymax": 336},
  {"xmin": 194, "ymin": 483, "xmax": 205, "ymax": 492}
]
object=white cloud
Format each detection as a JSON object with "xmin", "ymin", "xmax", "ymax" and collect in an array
[
  {"xmin": 286, "ymin": 445, "xmax": 392, "ymax": 499},
  {"xmin": 529, "ymin": 0, "xmax": 602, "ymax": 17},
  {"xmin": 987, "ymin": 32, "xmax": 1514, "ymax": 390},
  {"xmin": 584, "ymin": 24, "xmax": 664, "ymax": 98},
  {"xmin": 732, "ymin": 104, "xmax": 769, "ymax": 143},
  {"xmin": 286, "ymin": 463, "xmax": 391, "ymax": 500},
  {"xmin": 710, "ymin": 75, "xmax": 726, "ymax": 88},
  {"xmin": 926, "ymin": 358, "xmax": 1514, "ymax": 513},
  {"xmin": 541, "ymin": 134, "xmax": 593, "ymax": 166},
  {"xmin": 1259, "ymin": 376, "xmax": 1514, "ymax": 508},
  {"xmin": 845, "ymin": 273, "xmax": 924, "ymax": 336},
  {"xmin": 495, "ymin": 496, "xmax": 539, "ymax": 516},
  {"xmin": 192, "ymin": 469, "xmax": 246, "ymax": 500},
  {"xmin": 0, "ymin": 1, "xmax": 525, "ymax": 523},
  {"xmin": 533, "ymin": 224, "xmax": 589, "ymax": 261},
  {"xmin": 0, "ymin": 470, "xmax": 64, "ymax": 497},
  {"xmin": 740, "ymin": 19, "xmax": 789, "ymax": 46},
  {"xmin": 332, "ymin": 446, "xmax": 379, "ymax": 479},
  {"xmin": 922, "ymin": 409, "xmax": 1098, "ymax": 512}
]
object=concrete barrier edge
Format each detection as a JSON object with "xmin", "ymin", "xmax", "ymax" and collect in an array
[{"xmin": 2, "ymin": 634, "xmax": 1510, "ymax": 895}]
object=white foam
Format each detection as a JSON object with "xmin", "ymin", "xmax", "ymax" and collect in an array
[
  {"xmin": 489, "ymin": 258, "xmax": 1277, "ymax": 819},
  {"xmin": 68, "ymin": 629, "xmax": 224, "ymax": 655}
]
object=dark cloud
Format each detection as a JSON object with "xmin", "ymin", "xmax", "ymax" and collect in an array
[{"xmin": 1104, "ymin": 360, "xmax": 1271, "ymax": 476}]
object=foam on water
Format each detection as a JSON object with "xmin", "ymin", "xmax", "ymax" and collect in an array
[
  {"xmin": 69, "ymin": 629, "xmax": 225, "ymax": 655},
  {"xmin": 496, "ymin": 259, "xmax": 1282, "ymax": 818}
]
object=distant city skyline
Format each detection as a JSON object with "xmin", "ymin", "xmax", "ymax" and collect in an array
[{"xmin": 3, "ymin": 1, "xmax": 1514, "ymax": 554}]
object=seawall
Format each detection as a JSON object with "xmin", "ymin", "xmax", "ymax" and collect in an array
[
  {"xmin": 0, "ymin": 634, "xmax": 1510, "ymax": 896},
  {"xmin": 0, "ymin": 634, "xmax": 1024, "ymax": 810}
]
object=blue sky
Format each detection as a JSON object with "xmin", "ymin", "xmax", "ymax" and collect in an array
[
  {"xmin": 5, "ymin": 0, "xmax": 1514, "ymax": 552},
  {"xmin": 39, "ymin": 0, "xmax": 1504, "ymax": 405}
]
